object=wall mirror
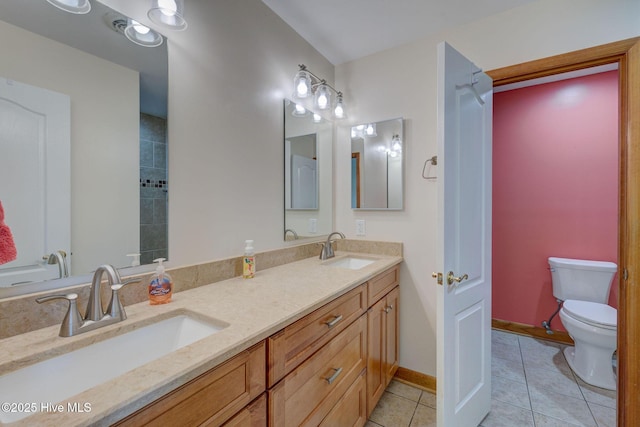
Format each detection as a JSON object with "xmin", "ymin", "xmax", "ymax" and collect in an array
[
  {"xmin": 351, "ymin": 118, "xmax": 404, "ymax": 210},
  {"xmin": 0, "ymin": 0, "xmax": 168, "ymax": 297},
  {"xmin": 284, "ymin": 99, "xmax": 333, "ymax": 241}
]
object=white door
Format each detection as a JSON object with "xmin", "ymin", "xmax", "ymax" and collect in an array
[
  {"xmin": 436, "ymin": 42, "xmax": 493, "ymax": 426},
  {"xmin": 291, "ymin": 154, "xmax": 318, "ymax": 209},
  {"xmin": 0, "ymin": 77, "xmax": 70, "ymax": 286}
]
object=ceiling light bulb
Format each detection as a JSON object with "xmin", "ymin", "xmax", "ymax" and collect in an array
[
  {"xmin": 46, "ymin": 0, "xmax": 91, "ymax": 14},
  {"xmin": 133, "ymin": 21, "xmax": 151, "ymax": 35},
  {"xmin": 125, "ymin": 18, "xmax": 163, "ymax": 47},
  {"xmin": 158, "ymin": 0, "xmax": 178, "ymax": 16},
  {"xmin": 148, "ymin": 0, "xmax": 187, "ymax": 30}
]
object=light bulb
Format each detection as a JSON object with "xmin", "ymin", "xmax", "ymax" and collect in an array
[
  {"xmin": 158, "ymin": 0, "xmax": 178, "ymax": 16},
  {"xmin": 293, "ymin": 70, "xmax": 311, "ymax": 99},
  {"xmin": 313, "ymin": 113, "xmax": 322, "ymax": 123},
  {"xmin": 133, "ymin": 21, "xmax": 150, "ymax": 35},
  {"xmin": 334, "ymin": 93, "xmax": 345, "ymax": 119},
  {"xmin": 366, "ymin": 124, "xmax": 374, "ymax": 135},
  {"xmin": 314, "ymin": 84, "xmax": 331, "ymax": 110}
]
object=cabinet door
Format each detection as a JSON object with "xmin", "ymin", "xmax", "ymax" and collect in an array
[
  {"xmin": 384, "ymin": 286, "xmax": 399, "ymax": 383},
  {"xmin": 115, "ymin": 341, "xmax": 266, "ymax": 427},
  {"xmin": 221, "ymin": 394, "xmax": 266, "ymax": 427},
  {"xmin": 366, "ymin": 297, "xmax": 386, "ymax": 417}
]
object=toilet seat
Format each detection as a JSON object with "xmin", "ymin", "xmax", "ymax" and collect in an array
[{"xmin": 563, "ymin": 300, "xmax": 617, "ymax": 330}]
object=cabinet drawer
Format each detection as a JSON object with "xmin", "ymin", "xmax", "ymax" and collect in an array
[
  {"xmin": 115, "ymin": 341, "xmax": 266, "ymax": 427},
  {"xmin": 269, "ymin": 315, "xmax": 367, "ymax": 427},
  {"xmin": 368, "ymin": 266, "xmax": 399, "ymax": 306},
  {"xmin": 319, "ymin": 370, "xmax": 366, "ymax": 427},
  {"xmin": 268, "ymin": 284, "xmax": 366, "ymax": 387},
  {"xmin": 222, "ymin": 394, "xmax": 267, "ymax": 427}
]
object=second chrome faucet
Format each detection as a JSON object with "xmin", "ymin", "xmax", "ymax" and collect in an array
[
  {"xmin": 36, "ymin": 264, "xmax": 141, "ymax": 337},
  {"xmin": 319, "ymin": 231, "xmax": 345, "ymax": 260}
]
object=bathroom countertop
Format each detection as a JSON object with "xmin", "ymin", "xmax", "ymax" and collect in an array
[{"xmin": 0, "ymin": 251, "xmax": 402, "ymax": 426}]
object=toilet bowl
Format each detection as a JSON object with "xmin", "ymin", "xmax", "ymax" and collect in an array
[{"xmin": 559, "ymin": 299, "xmax": 617, "ymax": 390}]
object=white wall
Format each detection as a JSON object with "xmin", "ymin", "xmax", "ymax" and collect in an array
[
  {"xmin": 0, "ymin": 20, "xmax": 139, "ymax": 275},
  {"xmin": 335, "ymin": 0, "xmax": 640, "ymax": 377}
]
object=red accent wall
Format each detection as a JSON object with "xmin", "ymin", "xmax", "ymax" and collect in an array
[{"xmin": 492, "ymin": 70, "xmax": 619, "ymax": 332}]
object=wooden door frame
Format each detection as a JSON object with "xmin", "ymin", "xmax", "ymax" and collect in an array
[{"xmin": 487, "ymin": 37, "xmax": 640, "ymax": 427}]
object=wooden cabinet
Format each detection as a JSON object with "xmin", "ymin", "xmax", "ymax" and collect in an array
[
  {"xmin": 268, "ymin": 264, "xmax": 400, "ymax": 427},
  {"xmin": 114, "ymin": 263, "xmax": 400, "ymax": 427},
  {"xmin": 268, "ymin": 315, "xmax": 367, "ymax": 426},
  {"xmin": 115, "ymin": 341, "xmax": 266, "ymax": 427},
  {"xmin": 267, "ymin": 284, "xmax": 367, "ymax": 387},
  {"xmin": 222, "ymin": 394, "xmax": 267, "ymax": 427},
  {"xmin": 366, "ymin": 270, "xmax": 399, "ymax": 417}
]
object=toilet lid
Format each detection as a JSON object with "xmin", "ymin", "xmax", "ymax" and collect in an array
[{"xmin": 563, "ymin": 300, "xmax": 617, "ymax": 329}]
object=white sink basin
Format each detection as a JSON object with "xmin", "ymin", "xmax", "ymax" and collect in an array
[
  {"xmin": 0, "ymin": 313, "xmax": 228, "ymax": 423},
  {"xmin": 323, "ymin": 256, "xmax": 376, "ymax": 270}
]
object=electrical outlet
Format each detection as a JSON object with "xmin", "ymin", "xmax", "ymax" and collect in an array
[
  {"xmin": 356, "ymin": 219, "xmax": 366, "ymax": 236},
  {"xmin": 309, "ymin": 218, "xmax": 317, "ymax": 233}
]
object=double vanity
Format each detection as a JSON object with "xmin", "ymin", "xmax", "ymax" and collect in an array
[{"xmin": 0, "ymin": 244, "xmax": 402, "ymax": 426}]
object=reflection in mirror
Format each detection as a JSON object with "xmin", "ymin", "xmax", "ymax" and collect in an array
[
  {"xmin": 351, "ymin": 118, "xmax": 404, "ymax": 210},
  {"xmin": 284, "ymin": 100, "xmax": 333, "ymax": 241},
  {"xmin": 0, "ymin": 0, "xmax": 168, "ymax": 297}
]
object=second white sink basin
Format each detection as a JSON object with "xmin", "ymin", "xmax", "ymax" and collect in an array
[
  {"xmin": 324, "ymin": 256, "xmax": 376, "ymax": 270},
  {"xmin": 0, "ymin": 312, "xmax": 228, "ymax": 423}
]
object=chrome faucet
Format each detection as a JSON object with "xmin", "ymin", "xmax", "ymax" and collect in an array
[
  {"xmin": 319, "ymin": 231, "xmax": 345, "ymax": 260},
  {"xmin": 42, "ymin": 250, "xmax": 69, "ymax": 279},
  {"xmin": 36, "ymin": 264, "xmax": 141, "ymax": 337}
]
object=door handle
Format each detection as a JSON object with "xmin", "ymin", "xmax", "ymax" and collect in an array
[{"xmin": 447, "ymin": 271, "xmax": 468, "ymax": 285}]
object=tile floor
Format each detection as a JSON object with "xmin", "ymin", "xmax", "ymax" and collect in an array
[{"xmin": 366, "ymin": 330, "xmax": 617, "ymax": 427}]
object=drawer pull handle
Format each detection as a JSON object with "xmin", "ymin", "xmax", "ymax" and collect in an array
[
  {"xmin": 325, "ymin": 367, "xmax": 343, "ymax": 385},
  {"xmin": 384, "ymin": 305, "xmax": 393, "ymax": 313},
  {"xmin": 325, "ymin": 314, "xmax": 343, "ymax": 328}
]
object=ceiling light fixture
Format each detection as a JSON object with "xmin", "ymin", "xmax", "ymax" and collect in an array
[
  {"xmin": 46, "ymin": 0, "xmax": 91, "ymax": 14},
  {"xmin": 148, "ymin": 0, "xmax": 188, "ymax": 31},
  {"xmin": 293, "ymin": 64, "xmax": 346, "ymax": 119},
  {"xmin": 124, "ymin": 19, "xmax": 164, "ymax": 47}
]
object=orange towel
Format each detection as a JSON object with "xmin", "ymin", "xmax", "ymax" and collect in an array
[{"xmin": 0, "ymin": 200, "xmax": 17, "ymax": 265}]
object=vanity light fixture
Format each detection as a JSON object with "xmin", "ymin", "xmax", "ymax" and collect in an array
[
  {"xmin": 46, "ymin": 0, "xmax": 91, "ymax": 14},
  {"xmin": 391, "ymin": 134, "xmax": 402, "ymax": 151},
  {"xmin": 293, "ymin": 64, "xmax": 346, "ymax": 119},
  {"xmin": 124, "ymin": 19, "xmax": 164, "ymax": 47},
  {"xmin": 148, "ymin": 0, "xmax": 188, "ymax": 31}
]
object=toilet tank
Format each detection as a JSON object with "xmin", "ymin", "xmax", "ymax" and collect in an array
[{"xmin": 548, "ymin": 257, "xmax": 617, "ymax": 303}]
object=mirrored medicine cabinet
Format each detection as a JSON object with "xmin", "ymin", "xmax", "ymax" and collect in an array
[{"xmin": 351, "ymin": 118, "xmax": 404, "ymax": 210}]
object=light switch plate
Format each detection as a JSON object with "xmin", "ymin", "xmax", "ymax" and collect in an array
[
  {"xmin": 309, "ymin": 218, "xmax": 317, "ymax": 233},
  {"xmin": 356, "ymin": 219, "xmax": 366, "ymax": 236}
]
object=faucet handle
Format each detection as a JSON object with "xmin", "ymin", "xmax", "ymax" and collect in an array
[
  {"xmin": 106, "ymin": 278, "xmax": 142, "ymax": 321},
  {"xmin": 36, "ymin": 293, "xmax": 83, "ymax": 337}
]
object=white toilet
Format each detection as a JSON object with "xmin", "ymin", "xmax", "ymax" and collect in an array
[{"xmin": 548, "ymin": 257, "xmax": 618, "ymax": 390}]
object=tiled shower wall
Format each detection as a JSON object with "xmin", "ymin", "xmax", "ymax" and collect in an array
[{"xmin": 139, "ymin": 113, "xmax": 168, "ymax": 265}]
